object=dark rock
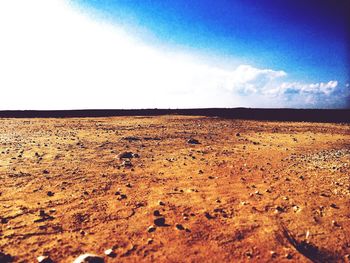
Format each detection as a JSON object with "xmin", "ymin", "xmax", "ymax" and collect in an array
[
  {"xmin": 0, "ymin": 252, "xmax": 14, "ymax": 263},
  {"xmin": 154, "ymin": 217, "xmax": 166, "ymax": 226},
  {"xmin": 118, "ymin": 152, "xmax": 134, "ymax": 159},
  {"xmin": 153, "ymin": 210, "xmax": 161, "ymax": 217},
  {"xmin": 175, "ymin": 224, "xmax": 185, "ymax": 230},
  {"xmin": 147, "ymin": 225, "xmax": 156, "ymax": 233},
  {"xmin": 187, "ymin": 139, "xmax": 200, "ymax": 145}
]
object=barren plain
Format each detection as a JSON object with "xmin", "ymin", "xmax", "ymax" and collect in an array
[{"xmin": 0, "ymin": 116, "xmax": 349, "ymax": 262}]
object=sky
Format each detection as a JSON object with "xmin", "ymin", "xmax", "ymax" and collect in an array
[{"xmin": 0, "ymin": 0, "xmax": 349, "ymax": 109}]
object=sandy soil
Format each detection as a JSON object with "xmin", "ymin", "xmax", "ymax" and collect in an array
[{"xmin": 0, "ymin": 116, "xmax": 349, "ymax": 262}]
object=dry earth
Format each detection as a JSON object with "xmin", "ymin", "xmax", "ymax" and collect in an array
[{"xmin": 0, "ymin": 116, "xmax": 349, "ymax": 262}]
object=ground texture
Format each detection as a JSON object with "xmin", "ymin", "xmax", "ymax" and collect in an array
[{"xmin": 0, "ymin": 116, "xmax": 349, "ymax": 262}]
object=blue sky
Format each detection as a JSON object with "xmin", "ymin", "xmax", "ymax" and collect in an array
[
  {"xmin": 0, "ymin": 0, "xmax": 349, "ymax": 109},
  {"xmin": 76, "ymin": 0, "xmax": 349, "ymax": 84}
]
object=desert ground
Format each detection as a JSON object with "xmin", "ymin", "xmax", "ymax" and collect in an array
[{"xmin": 0, "ymin": 116, "xmax": 349, "ymax": 262}]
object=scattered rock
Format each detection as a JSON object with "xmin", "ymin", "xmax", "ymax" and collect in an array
[
  {"xmin": 154, "ymin": 217, "xmax": 166, "ymax": 226},
  {"xmin": 37, "ymin": 255, "xmax": 54, "ymax": 263},
  {"xmin": 332, "ymin": 220, "xmax": 340, "ymax": 227},
  {"xmin": 275, "ymin": 206, "xmax": 284, "ymax": 213},
  {"xmin": 153, "ymin": 210, "xmax": 161, "ymax": 217},
  {"xmin": 175, "ymin": 224, "xmax": 185, "ymax": 230},
  {"xmin": 121, "ymin": 160, "xmax": 133, "ymax": 168},
  {"xmin": 118, "ymin": 152, "xmax": 139, "ymax": 159},
  {"xmin": 270, "ymin": 251, "xmax": 277, "ymax": 258},
  {"xmin": 147, "ymin": 225, "xmax": 156, "ymax": 233},
  {"xmin": 73, "ymin": 254, "xmax": 104, "ymax": 263},
  {"xmin": 47, "ymin": 191, "xmax": 55, "ymax": 197},
  {"xmin": 0, "ymin": 252, "xmax": 14, "ymax": 263},
  {"xmin": 330, "ymin": 203, "xmax": 339, "ymax": 209},
  {"xmin": 158, "ymin": 201, "xmax": 165, "ymax": 206},
  {"xmin": 117, "ymin": 194, "xmax": 127, "ymax": 201},
  {"xmin": 104, "ymin": 249, "xmax": 116, "ymax": 258},
  {"xmin": 187, "ymin": 138, "xmax": 200, "ymax": 145},
  {"xmin": 204, "ymin": 212, "xmax": 215, "ymax": 220},
  {"xmin": 285, "ymin": 253, "xmax": 293, "ymax": 259}
]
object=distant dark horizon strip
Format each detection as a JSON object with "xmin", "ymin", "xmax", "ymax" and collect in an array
[{"xmin": 0, "ymin": 109, "xmax": 349, "ymax": 123}]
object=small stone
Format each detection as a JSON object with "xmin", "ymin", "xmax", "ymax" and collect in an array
[
  {"xmin": 118, "ymin": 152, "xmax": 134, "ymax": 159},
  {"xmin": 332, "ymin": 220, "xmax": 340, "ymax": 227},
  {"xmin": 37, "ymin": 255, "xmax": 53, "ymax": 263},
  {"xmin": 175, "ymin": 224, "xmax": 185, "ymax": 230},
  {"xmin": 270, "ymin": 251, "xmax": 277, "ymax": 258},
  {"xmin": 285, "ymin": 253, "xmax": 293, "ymax": 259},
  {"xmin": 47, "ymin": 191, "xmax": 54, "ymax": 197},
  {"xmin": 104, "ymin": 249, "xmax": 116, "ymax": 257},
  {"xmin": 147, "ymin": 238, "xmax": 153, "ymax": 244},
  {"xmin": 0, "ymin": 252, "xmax": 14, "ymax": 263},
  {"xmin": 39, "ymin": 210, "xmax": 46, "ymax": 217},
  {"xmin": 275, "ymin": 206, "xmax": 284, "ymax": 213},
  {"xmin": 147, "ymin": 225, "xmax": 156, "ymax": 233},
  {"xmin": 154, "ymin": 217, "xmax": 166, "ymax": 226},
  {"xmin": 73, "ymin": 254, "xmax": 104, "ymax": 263},
  {"xmin": 204, "ymin": 212, "xmax": 215, "ymax": 220},
  {"xmin": 158, "ymin": 201, "xmax": 165, "ymax": 206},
  {"xmin": 330, "ymin": 203, "xmax": 339, "ymax": 209},
  {"xmin": 121, "ymin": 160, "xmax": 132, "ymax": 168},
  {"xmin": 187, "ymin": 138, "xmax": 200, "ymax": 145},
  {"xmin": 118, "ymin": 194, "xmax": 127, "ymax": 200},
  {"xmin": 153, "ymin": 210, "xmax": 161, "ymax": 217},
  {"xmin": 236, "ymin": 133, "xmax": 241, "ymax": 137}
]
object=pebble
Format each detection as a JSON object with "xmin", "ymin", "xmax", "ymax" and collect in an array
[
  {"xmin": 158, "ymin": 201, "xmax": 165, "ymax": 206},
  {"xmin": 153, "ymin": 210, "xmax": 161, "ymax": 217},
  {"xmin": 47, "ymin": 191, "xmax": 55, "ymax": 197},
  {"xmin": 187, "ymin": 138, "xmax": 200, "ymax": 145},
  {"xmin": 73, "ymin": 254, "xmax": 104, "ymax": 263},
  {"xmin": 175, "ymin": 224, "xmax": 185, "ymax": 230},
  {"xmin": 285, "ymin": 253, "xmax": 293, "ymax": 259},
  {"xmin": 332, "ymin": 220, "xmax": 340, "ymax": 227},
  {"xmin": 104, "ymin": 249, "xmax": 116, "ymax": 257},
  {"xmin": 118, "ymin": 152, "xmax": 134, "ymax": 159},
  {"xmin": 154, "ymin": 217, "xmax": 166, "ymax": 226},
  {"xmin": 37, "ymin": 255, "xmax": 53, "ymax": 263},
  {"xmin": 147, "ymin": 225, "xmax": 156, "ymax": 233},
  {"xmin": 330, "ymin": 203, "xmax": 339, "ymax": 209},
  {"xmin": 0, "ymin": 252, "xmax": 14, "ymax": 262},
  {"xmin": 270, "ymin": 251, "xmax": 277, "ymax": 258}
]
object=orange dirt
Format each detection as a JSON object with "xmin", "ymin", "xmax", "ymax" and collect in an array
[{"xmin": 0, "ymin": 116, "xmax": 349, "ymax": 262}]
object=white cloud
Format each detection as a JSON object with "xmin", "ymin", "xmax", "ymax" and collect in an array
[{"xmin": 0, "ymin": 0, "xmax": 344, "ymax": 109}]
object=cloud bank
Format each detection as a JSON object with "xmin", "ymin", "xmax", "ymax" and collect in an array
[{"xmin": 0, "ymin": 0, "xmax": 347, "ymax": 109}]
